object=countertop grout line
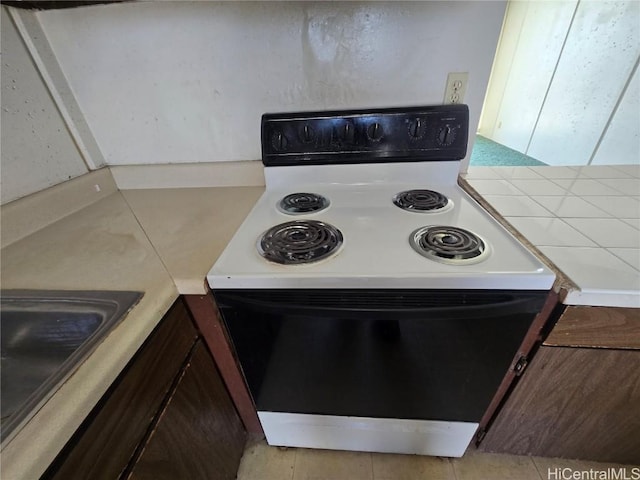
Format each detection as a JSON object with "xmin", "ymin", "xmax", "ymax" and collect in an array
[
  {"xmin": 504, "ymin": 215, "xmax": 599, "ymax": 249},
  {"xmin": 562, "ymin": 217, "xmax": 640, "ymax": 250},
  {"xmin": 605, "ymin": 248, "xmax": 640, "ymax": 273}
]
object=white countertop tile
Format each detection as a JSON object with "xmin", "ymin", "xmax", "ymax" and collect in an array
[
  {"xmin": 551, "ymin": 178, "xmax": 625, "ymax": 196},
  {"xmin": 466, "ymin": 165, "xmax": 640, "ymax": 307},
  {"xmin": 598, "ymin": 178, "xmax": 640, "ymax": 196},
  {"xmin": 492, "ymin": 167, "xmax": 545, "ymax": 179},
  {"xmin": 581, "ymin": 195, "xmax": 640, "ymax": 218},
  {"xmin": 466, "ymin": 179, "xmax": 525, "ymax": 195},
  {"xmin": 505, "ymin": 217, "xmax": 597, "ymax": 247},
  {"xmin": 621, "ymin": 218, "xmax": 640, "ymax": 230},
  {"xmin": 509, "ymin": 179, "xmax": 569, "ymax": 196},
  {"xmin": 527, "ymin": 166, "xmax": 580, "ymax": 179},
  {"xmin": 532, "ymin": 196, "xmax": 611, "ymax": 218},
  {"xmin": 574, "ymin": 165, "xmax": 634, "ymax": 179},
  {"xmin": 607, "ymin": 248, "xmax": 640, "ymax": 271},
  {"xmin": 563, "ymin": 218, "xmax": 640, "ymax": 248},
  {"xmin": 563, "ymin": 290, "xmax": 640, "ymax": 308},
  {"xmin": 612, "ymin": 164, "xmax": 640, "ymax": 178},
  {"xmin": 481, "ymin": 195, "xmax": 553, "ymax": 217},
  {"xmin": 538, "ymin": 246, "xmax": 640, "ymax": 307}
]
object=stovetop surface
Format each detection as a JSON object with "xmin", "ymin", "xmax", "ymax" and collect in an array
[{"xmin": 208, "ymin": 178, "xmax": 555, "ymax": 290}]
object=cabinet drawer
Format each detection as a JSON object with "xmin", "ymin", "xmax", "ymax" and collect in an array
[{"xmin": 544, "ymin": 306, "xmax": 640, "ymax": 349}]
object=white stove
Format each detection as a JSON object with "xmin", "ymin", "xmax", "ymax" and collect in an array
[{"xmin": 207, "ymin": 105, "xmax": 555, "ymax": 458}]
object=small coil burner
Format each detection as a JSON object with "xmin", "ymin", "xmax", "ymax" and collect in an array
[
  {"xmin": 278, "ymin": 193, "xmax": 330, "ymax": 215},
  {"xmin": 258, "ymin": 220, "xmax": 343, "ymax": 265},
  {"xmin": 393, "ymin": 189, "xmax": 452, "ymax": 213},
  {"xmin": 410, "ymin": 225, "xmax": 489, "ymax": 264}
]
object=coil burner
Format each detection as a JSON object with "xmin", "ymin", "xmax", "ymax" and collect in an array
[
  {"xmin": 258, "ymin": 220, "xmax": 343, "ymax": 265},
  {"xmin": 278, "ymin": 193, "xmax": 330, "ymax": 215},
  {"xmin": 393, "ymin": 189, "xmax": 452, "ymax": 213},
  {"xmin": 410, "ymin": 226, "xmax": 489, "ymax": 265}
]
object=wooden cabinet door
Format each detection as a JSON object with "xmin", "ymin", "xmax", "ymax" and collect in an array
[
  {"xmin": 480, "ymin": 345, "xmax": 640, "ymax": 464},
  {"xmin": 43, "ymin": 300, "xmax": 198, "ymax": 480},
  {"xmin": 128, "ymin": 340, "xmax": 246, "ymax": 480}
]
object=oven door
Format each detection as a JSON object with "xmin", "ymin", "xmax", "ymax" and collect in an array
[{"xmin": 214, "ymin": 289, "xmax": 547, "ymax": 455}]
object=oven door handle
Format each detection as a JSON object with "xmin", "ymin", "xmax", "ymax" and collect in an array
[{"xmin": 214, "ymin": 294, "xmax": 544, "ymax": 320}]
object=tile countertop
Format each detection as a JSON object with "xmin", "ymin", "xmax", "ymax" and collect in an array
[
  {"xmin": 461, "ymin": 165, "xmax": 640, "ymax": 308},
  {"xmin": 0, "ymin": 175, "xmax": 264, "ymax": 479}
]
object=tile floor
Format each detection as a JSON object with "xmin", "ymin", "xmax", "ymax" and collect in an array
[{"xmin": 236, "ymin": 438, "xmax": 637, "ymax": 480}]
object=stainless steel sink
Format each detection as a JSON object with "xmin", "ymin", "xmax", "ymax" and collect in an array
[{"xmin": 0, "ymin": 290, "xmax": 143, "ymax": 442}]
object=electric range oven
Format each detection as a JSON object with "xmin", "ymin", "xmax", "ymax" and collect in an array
[{"xmin": 207, "ymin": 105, "xmax": 555, "ymax": 457}]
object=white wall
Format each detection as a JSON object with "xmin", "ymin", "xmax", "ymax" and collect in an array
[
  {"xmin": 592, "ymin": 64, "xmax": 639, "ymax": 165},
  {"xmin": 484, "ymin": 1, "xmax": 578, "ymax": 153},
  {"xmin": 527, "ymin": 0, "xmax": 639, "ymax": 166},
  {"xmin": 477, "ymin": 0, "xmax": 529, "ymax": 143},
  {"xmin": 1, "ymin": 7, "xmax": 88, "ymax": 205},
  {"xmin": 480, "ymin": 0, "xmax": 640, "ymax": 166},
  {"xmin": 36, "ymin": 1, "xmax": 506, "ymax": 169}
]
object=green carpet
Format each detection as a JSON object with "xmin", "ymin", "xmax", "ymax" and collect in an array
[{"xmin": 470, "ymin": 135, "xmax": 547, "ymax": 166}]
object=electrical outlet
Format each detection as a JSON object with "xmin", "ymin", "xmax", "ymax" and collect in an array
[{"xmin": 443, "ymin": 72, "xmax": 468, "ymax": 104}]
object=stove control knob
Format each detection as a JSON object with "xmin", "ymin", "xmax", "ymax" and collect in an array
[
  {"xmin": 366, "ymin": 122, "xmax": 384, "ymax": 142},
  {"xmin": 271, "ymin": 131, "xmax": 289, "ymax": 151},
  {"xmin": 408, "ymin": 118, "xmax": 427, "ymax": 139},
  {"xmin": 299, "ymin": 123, "xmax": 316, "ymax": 144},
  {"xmin": 436, "ymin": 125, "xmax": 456, "ymax": 146},
  {"xmin": 342, "ymin": 121, "xmax": 355, "ymax": 144}
]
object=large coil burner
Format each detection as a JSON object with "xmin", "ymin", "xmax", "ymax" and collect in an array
[
  {"xmin": 393, "ymin": 189, "xmax": 453, "ymax": 213},
  {"xmin": 258, "ymin": 220, "xmax": 343, "ymax": 265},
  {"xmin": 278, "ymin": 193, "xmax": 330, "ymax": 215},
  {"xmin": 410, "ymin": 225, "xmax": 489, "ymax": 264}
]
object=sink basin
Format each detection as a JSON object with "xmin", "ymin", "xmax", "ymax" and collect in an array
[{"xmin": 0, "ymin": 290, "xmax": 143, "ymax": 442}]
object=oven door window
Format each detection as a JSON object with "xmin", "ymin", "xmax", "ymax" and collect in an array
[{"xmin": 214, "ymin": 289, "xmax": 546, "ymax": 423}]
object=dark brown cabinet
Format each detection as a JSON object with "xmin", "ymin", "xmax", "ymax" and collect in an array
[
  {"xmin": 42, "ymin": 298, "xmax": 246, "ymax": 480},
  {"xmin": 480, "ymin": 305, "xmax": 640, "ymax": 464},
  {"xmin": 128, "ymin": 340, "xmax": 246, "ymax": 480}
]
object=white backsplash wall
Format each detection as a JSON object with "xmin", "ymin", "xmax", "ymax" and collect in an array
[
  {"xmin": 1, "ymin": 7, "xmax": 88, "ymax": 205},
  {"xmin": 36, "ymin": 1, "xmax": 506, "ymax": 169}
]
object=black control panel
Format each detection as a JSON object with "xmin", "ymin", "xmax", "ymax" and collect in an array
[{"xmin": 261, "ymin": 104, "xmax": 469, "ymax": 167}]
